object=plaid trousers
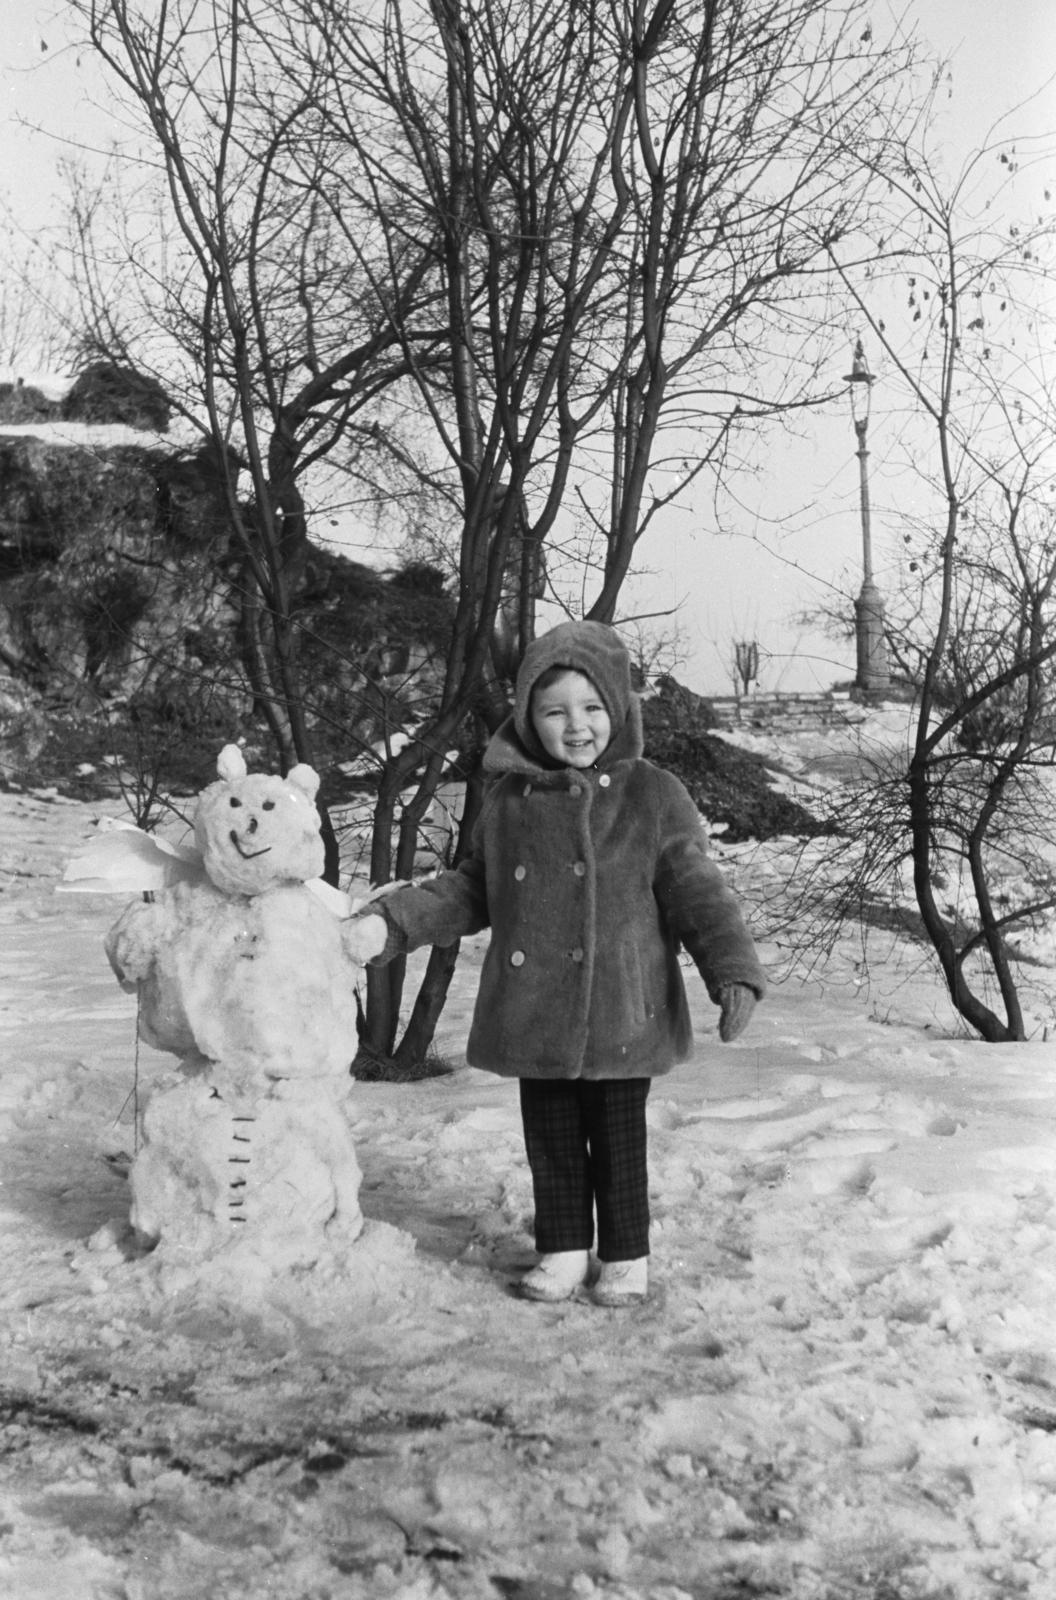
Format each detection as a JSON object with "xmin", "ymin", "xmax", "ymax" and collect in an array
[{"xmin": 518, "ymin": 1077, "xmax": 651, "ymax": 1262}]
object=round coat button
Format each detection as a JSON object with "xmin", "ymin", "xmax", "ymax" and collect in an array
[
  {"xmin": 571, "ymin": 947, "xmax": 584, "ymax": 963},
  {"xmin": 514, "ymin": 865, "xmax": 526, "ymax": 881},
  {"xmin": 573, "ymin": 862, "xmax": 585, "ymax": 877},
  {"xmin": 510, "ymin": 950, "xmax": 526, "ymax": 967},
  {"xmin": 569, "ymin": 784, "xmax": 582, "ymax": 797},
  {"xmin": 598, "ymin": 774, "xmax": 611, "ymax": 788}
]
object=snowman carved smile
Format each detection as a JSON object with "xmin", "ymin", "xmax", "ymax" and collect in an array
[{"xmin": 230, "ymin": 831, "xmax": 272, "ymax": 860}]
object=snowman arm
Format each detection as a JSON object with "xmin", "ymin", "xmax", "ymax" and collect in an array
[
  {"xmin": 104, "ymin": 897, "xmax": 163, "ymax": 988},
  {"xmin": 61, "ymin": 824, "xmax": 204, "ymax": 896}
]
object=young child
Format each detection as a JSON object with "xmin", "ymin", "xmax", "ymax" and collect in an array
[{"xmin": 350, "ymin": 621, "xmax": 766, "ymax": 1306}]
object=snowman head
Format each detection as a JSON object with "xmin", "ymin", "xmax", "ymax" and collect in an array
[{"xmin": 193, "ymin": 744, "xmax": 325, "ymax": 897}]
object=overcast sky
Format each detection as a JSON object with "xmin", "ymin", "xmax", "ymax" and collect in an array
[{"xmin": 2, "ymin": 1, "xmax": 1054, "ymax": 693}]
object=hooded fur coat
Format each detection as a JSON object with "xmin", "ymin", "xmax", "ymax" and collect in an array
[{"xmin": 376, "ymin": 622, "xmax": 766, "ymax": 1079}]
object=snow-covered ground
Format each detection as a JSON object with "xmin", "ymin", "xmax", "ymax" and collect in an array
[
  {"xmin": 2, "ymin": 749, "xmax": 1056, "ymax": 1600},
  {"xmin": 0, "ymin": 419, "xmax": 197, "ymax": 453}
]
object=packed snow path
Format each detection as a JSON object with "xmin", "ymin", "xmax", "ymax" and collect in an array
[{"xmin": 1, "ymin": 788, "xmax": 1055, "ymax": 1600}]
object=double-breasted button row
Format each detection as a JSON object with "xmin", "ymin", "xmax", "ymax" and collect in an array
[
  {"xmin": 522, "ymin": 776, "xmax": 610, "ymax": 793},
  {"xmin": 513, "ymin": 862, "xmax": 584, "ymax": 879},
  {"xmin": 512, "ymin": 946, "xmax": 583, "ymax": 964}
]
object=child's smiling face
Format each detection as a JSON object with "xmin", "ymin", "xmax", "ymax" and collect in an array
[{"xmin": 530, "ymin": 669, "xmax": 612, "ymax": 768}]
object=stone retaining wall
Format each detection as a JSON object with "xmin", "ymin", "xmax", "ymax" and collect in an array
[{"xmin": 706, "ymin": 692, "xmax": 869, "ymax": 732}]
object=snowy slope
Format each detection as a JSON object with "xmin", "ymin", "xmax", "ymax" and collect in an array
[
  {"xmin": 1, "ymin": 783, "xmax": 1055, "ymax": 1600},
  {"xmin": 0, "ymin": 418, "xmax": 199, "ymax": 453}
]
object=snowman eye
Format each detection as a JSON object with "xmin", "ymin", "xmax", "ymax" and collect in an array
[
  {"xmin": 262, "ymin": 800, "xmax": 275, "ymax": 811},
  {"xmin": 229, "ymin": 797, "xmax": 242, "ymax": 808}
]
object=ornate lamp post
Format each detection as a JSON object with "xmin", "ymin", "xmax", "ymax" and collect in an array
[{"xmin": 844, "ymin": 338, "xmax": 889, "ymax": 693}]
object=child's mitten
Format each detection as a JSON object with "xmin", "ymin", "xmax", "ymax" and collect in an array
[
  {"xmin": 343, "ymin": 913, "xmax": 390, "ymax": 966},
  {"xmin": 718, "ymin": 982, "xmax": 757, "ymax": 1042}
]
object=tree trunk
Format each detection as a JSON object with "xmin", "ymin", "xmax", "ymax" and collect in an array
[
  {"xmin": 906, "ymin": 754, "xmax": 1012, "ymax": 1043},
  {"xmin": 390, "ymin": 756, "xmax": 485, "ymax": 1071},
  {"xmin": 390, "ymin": 940, "xmax": 463, "ymax": 1072}
]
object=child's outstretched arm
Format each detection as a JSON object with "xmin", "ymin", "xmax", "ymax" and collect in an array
[{"xmin": 345, "ymin": 850, "xmax": 490, "ymax": 968}]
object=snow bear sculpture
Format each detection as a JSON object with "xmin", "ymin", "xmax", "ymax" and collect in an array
[{"xmin": 102, "ymin": 745, "xmax": 369, "ymax": 1263}]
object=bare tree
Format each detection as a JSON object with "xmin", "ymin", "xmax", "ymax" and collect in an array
[
  {"xmin": 577, "ymin": 0, "xmax": 918, "ymax": 624},
  {"xmin": 734, "ymin": 639, "xmax": 761, "ymax": 697},
  {"xmin": 275, "ymin": 0, "xmax": 917, "ymax": 1063},
  {"xmin": 65, "ymin": 0, "xmax": 921, "ymax": 1067},
  {"xmin": 0, "ymin": 227, "xmax": 73, "ymax": 376},
  {"xmin": 64, "ymin": 0, "xmax": 447, "ymax": 877},
  {"xmin": 805, "ymin": 125, "xmax": 1056, "ymax": 1041}
]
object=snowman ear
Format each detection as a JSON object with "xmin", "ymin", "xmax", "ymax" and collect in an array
[
  {"xmin": 286, "ymin": 762, "xmax": 320, "ymax": 801},
  {"xmin": 217, "ymin": 744, "xmax": 248, "ymax": 781}
]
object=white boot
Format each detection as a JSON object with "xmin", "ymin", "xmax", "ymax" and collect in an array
[
  {"xmin": 519, "ymin": 1250, "xmax": 590, "ymax": 1302},
  {"xmin": 593, "ymin": 1256, "xmax": 648, "ymax": 1306}
]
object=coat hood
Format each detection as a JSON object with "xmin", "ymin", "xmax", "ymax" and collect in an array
[{"xmin": 486, "ymin": 620, "xmax": 642, "ymax": 775}]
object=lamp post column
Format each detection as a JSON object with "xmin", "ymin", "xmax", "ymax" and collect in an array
[
  {"xmin": 853, "ymin": 415, "xmax": 888, "ymax": 692},
  {"xmin": 844, "ymin": 339, "xmax": 889, "ymax": 694}
]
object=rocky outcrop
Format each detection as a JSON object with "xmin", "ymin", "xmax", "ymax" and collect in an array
[
  {"xmin": 641, "ymin": 676, "xmax": 829, "ymax": 841},
  {"xmin": 0, "ymin": 672, "xmax": 47, "ymax": 776},
  {"xmin": 61, "ymin": 363, "xmax": 172, "ymax": 432},
  {"xmin": 0, "ymin": 382, "xmax": 59, "ymax": 426},
  {"xmin": 0, "ymin": 434, "xmax": 239, "ymax": 709},
  {"xmin": 0, "ymin": 430, "xmax": 455, "ymax": 789}
]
